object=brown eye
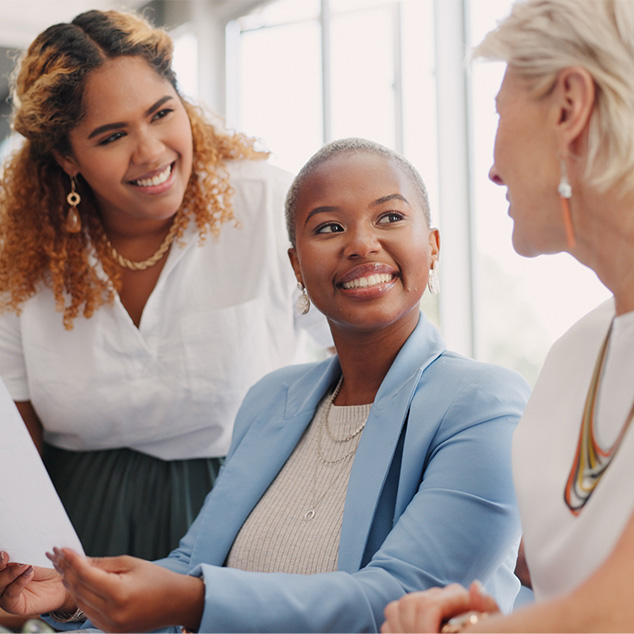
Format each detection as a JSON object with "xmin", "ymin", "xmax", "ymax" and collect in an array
[
  {"xmin": 377, "ymin": 212, "xmax": 404, "ymax": 225},
  {"xmin": 152, "ymin": 108, "xmax": 173, "ymax": 121},
  {"xmin": 98, "ymin": 131, "xmax": 125, "ymax": 146},
  {"xmin": 315, "ymin": 222, "xmax": 344, "ymax": 234}
]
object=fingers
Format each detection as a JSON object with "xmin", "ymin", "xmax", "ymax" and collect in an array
[
  {"xmin": 0, "ymin": 552, "xmax": 34, "ymax": 613},
  {"xmin": 47, "ymin": 548, "xmax": 139, "ymax": 631},
  {"xmin": 47, "ymin": 550, "xmax": 110, "ymax": 613},
  {"xmin": 0, "ymin": 558, "xmax": 34, "ymax": 600},
  {"xmin": 468, "ymin": 580, "xmax": 500, "ymax": 614},
  {"xmin": 383, "ymin": 585, "xmax": 477, "ymax": 633},
  {"xmin": 383, "ymin": 593, "xmax": 426, "ymax": 633}
]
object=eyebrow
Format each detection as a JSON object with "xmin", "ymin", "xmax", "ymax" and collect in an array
[
  {"xmin": 370, "ymin": 193, "xmax": 410, "ymax": 207},
  {"xmin": 87, "ymin": 95, "xmax": 174, "ymax": 139},
  {"xmin": 304, "ymin": 193, "xmax": 410, "ymax": 224},
  {"xmin": 305, "ymin": 206, "xmax": 339, "ymax": 223}
]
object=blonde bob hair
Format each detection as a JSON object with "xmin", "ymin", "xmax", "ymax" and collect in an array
[{"xmin": 473, "ymin": 0, "xmax": 634, "ymax": 197}]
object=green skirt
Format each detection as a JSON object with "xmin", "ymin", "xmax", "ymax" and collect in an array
[{"xmin": 43, "ymin": 444, "xmax": 222, "ymax": 560}]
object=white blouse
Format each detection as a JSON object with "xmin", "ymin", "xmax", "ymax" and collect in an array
[{"xmin": 0, "ymin": 159, "xmax": 330, "ymax": 460}]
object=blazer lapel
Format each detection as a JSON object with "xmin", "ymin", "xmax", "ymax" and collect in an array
[
  {"xmin": 337, "ymin": 313, "xmax": 445, "ymax": 572},
  {"xmin": 192, "ymin": 358, "xmax": 342, "ymax": 566}
]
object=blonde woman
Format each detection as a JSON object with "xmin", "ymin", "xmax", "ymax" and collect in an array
[{"xmin": 383, "ymin": 1, "xmax": 634, "ymax": 631}]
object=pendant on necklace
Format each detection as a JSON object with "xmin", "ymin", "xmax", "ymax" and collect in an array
[{"xmin": 303, "ymin": 507, "xmax": 316, "ymax": 521}]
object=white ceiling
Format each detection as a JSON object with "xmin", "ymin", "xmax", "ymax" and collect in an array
[
  {"xmin": 0, "ymin": 0, "xmax": 269, "ymax": 132},
  {"xmin": 0, "ymin": 0, "xmax": 270, "ymax": 50},
  {"xmin": 0, "ymin": 0, "xmax": 150, "ymax": 50}
]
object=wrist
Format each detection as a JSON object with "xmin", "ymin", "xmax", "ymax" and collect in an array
[
  {"xmin": 175, "ymin": 573, "xmax": 205, "ymax": 633},
  {"xmin": 60, "ymin": 591, "xmax": 78, "ymax": 614},
  {"xmin": 48, "ymin": 607, "xmax": 85, "ymax": 623}
]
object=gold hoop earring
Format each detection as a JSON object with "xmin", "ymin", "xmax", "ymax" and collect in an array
[{"xmin": 65, "ymin": 176, "xmax": 82, "ymax": 234}]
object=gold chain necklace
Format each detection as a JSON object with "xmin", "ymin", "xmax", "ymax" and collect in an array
[
  {"xmin": 323, "ymin": 377, "xmax": 368, "ymax": 443},
  {"xmin": 303, "ymin": 376, "xmax": 369, "ymax": 521},
  {"xmin": 103, "ymin": 214, "xmax": 180, "ymax": 271},
  {"xmin": 564, "ymin": 319, "xmax": 634, "ymax": 515}
]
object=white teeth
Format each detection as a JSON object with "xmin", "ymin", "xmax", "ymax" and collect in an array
[
  {"xmin": 342, "ymin": 273, "xmax": 393, "ymax": 289},
  {"xmin": 133, "ymin": 164, "xmax": 172, "ymax": 187}
]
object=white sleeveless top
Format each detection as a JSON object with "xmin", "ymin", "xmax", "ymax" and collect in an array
[{"xmin": 513, "ymin": 298, "xmax": 634, "ymax": 600}]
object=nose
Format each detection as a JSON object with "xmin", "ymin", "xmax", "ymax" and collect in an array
[
  {"xmin": 132, "ymin": 128, "xmax": 163, "ymax": 165},
  {"xmin": 343, "ymin": 225, "xmax": 381, "ymax": 259},
  {"xmin": 488, "ymin": 163, "xmax": 504, "ymax": 186}
]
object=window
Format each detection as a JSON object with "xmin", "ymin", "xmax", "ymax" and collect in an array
[
  {"xmin": 469, "ymin": 0, "xmax": 610, "ymax": 383},
  {"xmin": 228, "ymin": 0, "xmax": 440, "ymax": 325},
  {"xmin": 223, "ymin": 0, "xmax": 610, "ymax": 384}
]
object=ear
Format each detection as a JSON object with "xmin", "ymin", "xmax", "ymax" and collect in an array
[
  {"xmin": 287, "ymin": 247, "xmax": 303, "ymax": 286},
  {"xmin": 428, "ymin": 228, "xmax": 440, "ymax": 263},
  {"xmin": 554, "ymin": 66, "xmax": 595, "ymax": 153},
  {"xmin": 52, "ymin": 150, "xmax": 79, "ymax": 178}
]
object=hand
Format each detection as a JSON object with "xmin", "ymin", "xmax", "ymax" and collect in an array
[
  {"xmin": 0, "ymin": 550, "xmax": 71, "ymax": 616},
  {"xmin": 381, "ymin": 581, "xmax": 500, "ymax": 633},
  {"xmin": 48, "ymin": 548, "xmax": 205, "ymax": 633}
]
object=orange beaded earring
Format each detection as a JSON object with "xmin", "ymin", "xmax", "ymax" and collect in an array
[
  {"xmin": 558, "ymin": 156, "xmax": 575, "ymax": 249},
  {"xmin": 65, "ymin": 176, "xmax": 82, "ymax": 233}
]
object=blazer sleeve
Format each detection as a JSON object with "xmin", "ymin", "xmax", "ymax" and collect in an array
[{"xmin": 184, "ymin": 364, "xmax": 529, "ymax": 633}]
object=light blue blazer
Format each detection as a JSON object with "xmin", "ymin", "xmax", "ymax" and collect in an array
[{"xmin": 157, "ymin": 313, "xmax": 530, "ymax": 632}]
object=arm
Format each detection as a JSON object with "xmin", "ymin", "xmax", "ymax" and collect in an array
[
  {"xmin": 49, "ymin": 550, "xmax": 204, "ymax": 633},
  {"xmin": 466, "ymin": 506, "xmax": 634, "ymax": 632},
  {"xmin": 382, "ymin": 472, "xmax": 634, "ymax": 633},
  {"xmin": 0, "ymin": 314, "xmax": 40, "ymax": 452},
  {"xmin": 54, "ymin": 364, "xmax": 527, "ymax": 633},
  {"xmin": 165, "ymin": 365, "xmax": 526, "ymax": 632},
  {"xmin": 514, "ymin": 538, "xmax": 531, "ymax": 589},
  {"xmin": 15, "ymin": 401, "xmax": 43, "ymax": 455}
]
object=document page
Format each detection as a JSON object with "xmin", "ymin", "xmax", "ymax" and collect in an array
[{"xmin": 0, "ymin": 380, "xmax": 84, "ymax": 568}]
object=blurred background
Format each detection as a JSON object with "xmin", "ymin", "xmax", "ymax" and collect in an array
[{"xmin": 0, "ymin": 0, "xmax": 610, "ymax": 384}]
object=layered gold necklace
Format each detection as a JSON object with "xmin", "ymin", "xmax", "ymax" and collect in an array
[
  {"xmin": 103, "ymin": 213, "xmax": 181, "ymax": 271},
  {"xmin": 564, "ymin": 320, "xmax": 634, "ymax": 515}
]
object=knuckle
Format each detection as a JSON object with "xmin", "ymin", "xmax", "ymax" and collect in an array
[
  {"xmin": 447, "ymin": 582, "xmax": 466, "ymax": 593},
  {"xmin": 384, "ymin": 600, "xmax": 398, "ymax": 618}
]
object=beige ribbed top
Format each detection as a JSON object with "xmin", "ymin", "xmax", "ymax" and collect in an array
[{"xmin": 226, "ymin": 392, "xmax": 371, "ymax": 574}]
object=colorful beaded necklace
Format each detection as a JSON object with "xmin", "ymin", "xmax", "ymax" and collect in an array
[{"xmin": 564, "ymin": 320, "xmax": 634, "ymax": 515}]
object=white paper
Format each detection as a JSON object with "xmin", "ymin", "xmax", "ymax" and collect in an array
[{"xmin": 0, "ymin": 380, "xmax": 84, "ymax": 568}]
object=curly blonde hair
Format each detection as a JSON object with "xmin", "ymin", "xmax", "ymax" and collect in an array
[{"xmin": 0, "ymin": 10, "xmax": 267, "ymax": 329}]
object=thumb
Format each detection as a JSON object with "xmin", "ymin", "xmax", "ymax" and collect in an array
[
  {"xmin": 58, "ymin": 549, "xmax": 131, "ymax": 577},
  {"xmin": 469, "ymin": 580, "xmax": 500, "ymax": 614},
  {"xmin": 83, "ymin": 555, "xmax": 135, "ymax": 573}
]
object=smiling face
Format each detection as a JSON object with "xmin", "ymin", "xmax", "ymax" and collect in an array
[
  {"xmin": 489, "ymin": 68, "xmax": 564, "ymax": 257},
  {"xmin": 289, "ymin": 151, "xmax": 439, "ymax": 338},
  {"xmin": 57, "ymin": 56, "xmax": 193, "ymax": 229}
]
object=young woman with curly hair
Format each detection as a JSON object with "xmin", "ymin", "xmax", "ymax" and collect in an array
[{"xmin": 0, "ymin": 9, "xmax": 327, "ymax": 562}]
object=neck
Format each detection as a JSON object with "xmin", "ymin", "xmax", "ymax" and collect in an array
[
  {"xmin": 99, "ymin": 211, "xmax": 180, "ymax": 270},
  {"xmin": 100, "ymin": 212, "xmax": 177, "ymax": 242},
  {"xmin": 329, "ymin": 312, "xmax": 418, "ymax": 406},
  {"xmin": 570, "ymin": 188, "xmax": 634, "ymax": 316}
]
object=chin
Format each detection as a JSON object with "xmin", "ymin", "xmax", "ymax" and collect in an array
[{"xmin": 511, "ymin": 232, "xmax": 542, "ymax": 259}]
